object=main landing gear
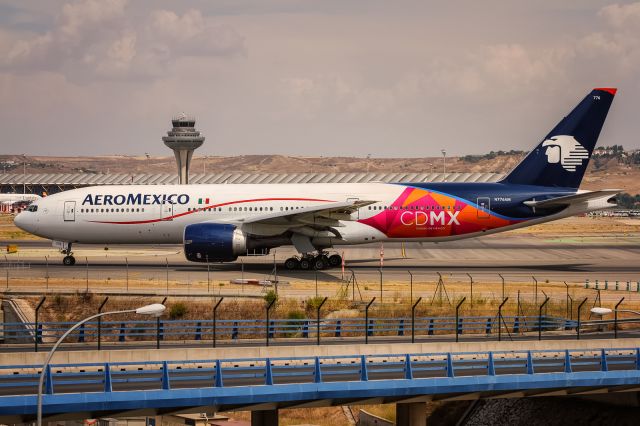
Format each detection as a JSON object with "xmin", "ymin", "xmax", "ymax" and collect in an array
[
  {"xmin": 284, "ymin": 252, "xmax": 342, "ymax": 270},
  {"xmin": 61, "ymin": 243, "xmax": 76, "ymax": 266}
]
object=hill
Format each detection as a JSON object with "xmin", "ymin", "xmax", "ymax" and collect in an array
[{"xmin": 1, "ymin": 152, "xmax": 639, "ymax": 194}]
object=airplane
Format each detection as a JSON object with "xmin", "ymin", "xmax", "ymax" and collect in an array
[
  {"xmin": 15, "ymin": 88, "xmax": 619, "ymax": 268},
  {"xmin": 0, "ymin": 193, "xmax": 41, "ymax": 204}
]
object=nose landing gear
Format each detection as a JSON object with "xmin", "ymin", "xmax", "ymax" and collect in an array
[
  {"xmin": 284, "ymin": 252, "xmax": 342, "ymax": 270},
  {"xmin": 60, "ymin": 242, "xmax": 76, "ymax": 266}
]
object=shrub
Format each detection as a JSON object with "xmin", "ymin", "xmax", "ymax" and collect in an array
[
  {"xmin": 53, "ymin": 294, "xmax": 64, "ymax": 307},
  {"xmin": 306, "ymin": 296, "xmax": 326, "ymax": 311},
  {"xmin": 287, "ymin": 309, "xmax": 306, "ymax": 321},
  {"xmin": 169, "ymin": 302, "xmax": 188, "ymax": 319},
  {"xmin": 264, "ymin": 290, "xmax": 278, "ymax": 305},
  {"xmin": 285, "ymin": 309, "xmax": 306, "ymax": 337}
]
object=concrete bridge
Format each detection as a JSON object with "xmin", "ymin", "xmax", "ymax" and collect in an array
[{"xmin": 1, "ymin": 339, "xmax": 639, "ymax": 425}]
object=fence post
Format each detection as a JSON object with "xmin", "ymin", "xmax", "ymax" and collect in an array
[
  {"xmin": 408, "ymin": 271, "xmax": 413, "ymax": 304},
  {"xmin": 97, "ymin": 297, "xmax": 108, "ymax": 351},
  {"xmin": 564, "ymin": 282, "xmax": 569, "ymax": 318},
  {"xmin": 568, "ymin": 295, "xmax": 573, "ymax": 320},
  {"xmin": 455, "ymin": 297, "xmax": 466, "ymax": 343},
  {"xmin": 195, "ymin": 322, "xmax": 202, "ymax": 340},
  {"xmin": 232, "ymin": 321, "xmax": 238, "ymax": 340},
  {"xmin": 467, "ymin": 273, "xmax": 473, "ymax": 310},
  {"xmin": 576, "ymin": 297, "xmax": 588, "ymax": 340},
  {"xmin": 532, "ymin": 276, "xmax": 538, "ymax": 305},
  {"xmin": 538, "ymin": 296, "xmax": 550, "ymax": 341},
  {"xmin": 614, "ymin": 297, "xmax": 625, "ymax": 339},
  {"xmin": 45, "ymin": 256, "xmax": 49, "ymax": 290},
  {"xmin": 379, "ymin": 269, "xmax": 383, "ymax": 301},
  {"xmin": 78, "ymin": 324, "xmax": 85, "ymax": 343},
  {"xmin": 213, "ymin": 297, "xmax": 224, "ymax": 348},
  {"xmin": 316, "ymin": 297, "xmax": 327, "ymax": 346},
  {"xmin": 365, "ymin": 297, "xmax": 375, "ymax": 344},
  {"xmin": 165, "ymin": 258, "xmax": 169, "ymax": 295},
  {"xmin": 157, "ymin": 296, "xmax": 167, "ymax": 349},
  {"xmin": 498, "ymin": 297, "xmax": 508, "ymax": 342},
  {"xmin": 411, "ymin": 297, "xmax": 422, "ymax": 343},
  {"xmin": 266, "ymin": 298, "xmax": 276, "ymax": 347},
  {"xmin": 119, "ymin": 323, "xmax": 126, "ymax": 342},
  {"xmin": 34, "ymin": 297, "xmax": 46, "ymax": 352},
  {"xmin": 498, "ymin": 274, "xmax": 505, "ymax": 301}
]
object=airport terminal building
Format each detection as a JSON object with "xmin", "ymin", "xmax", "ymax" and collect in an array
[{"xmin": 0, "ymin": 171, "xmax": 502, "ymax": 196}]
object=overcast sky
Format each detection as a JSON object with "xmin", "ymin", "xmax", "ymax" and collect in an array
[{"xmin": 1, "ymin": 0, "xmax": 639, "ymax": 157}]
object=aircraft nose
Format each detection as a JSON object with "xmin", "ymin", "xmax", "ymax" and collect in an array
[{"xmin": 14, "ymin": 212, "xmax": 32, "ymax": 233}]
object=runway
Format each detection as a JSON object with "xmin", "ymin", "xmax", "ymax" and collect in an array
[
  {"xmin": 1, "ymin": 229, "xmax": 639, "ymax": 307},
  {"xmin": 3, "ymin": 232, "xmax": 640, "ymax": 283}
]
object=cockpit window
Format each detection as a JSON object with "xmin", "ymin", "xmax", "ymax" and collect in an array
[{"xmin": 26, "ymin": 205, "xmax": 38, "ymax": 212}]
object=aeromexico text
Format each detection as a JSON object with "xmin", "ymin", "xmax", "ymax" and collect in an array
[{"xmin": 82, "ymin": 193, "xmax": 190, "ymax": 205}]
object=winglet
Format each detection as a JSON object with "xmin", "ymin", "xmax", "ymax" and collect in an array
[{"xmin": 594, "ymin": 88, "xmax": 617, "ymax": 95}]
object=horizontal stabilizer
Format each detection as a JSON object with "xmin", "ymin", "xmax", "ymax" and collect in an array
[{"xmin": 523, "ymin": 189, "xmax": 621, "ymax": 208}]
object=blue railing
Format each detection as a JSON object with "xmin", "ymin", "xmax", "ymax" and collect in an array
[
  {"xmin": 3, "ymin": 316, "xmax": 573, "ymax": 345},
  {"xmin": 0, "ymin": 347, "xmax": 639, "ymax": 419}
]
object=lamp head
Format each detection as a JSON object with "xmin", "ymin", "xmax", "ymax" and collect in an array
[
  {"xmin": 135, "ymin": 303, "xmax": 166, "ymax": 317},
  {"xmin": 590, "ymin": 307, "xmax": 612, "ymax": 316}
]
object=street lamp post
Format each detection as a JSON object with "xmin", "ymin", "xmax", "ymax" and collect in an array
[
  {"xmin": 441, "ymin": 149, "xmax": 447, "ymax": 176},
  {"xmin": 37, "ymin": 304, "xmax": 166, "ymax": 426}
]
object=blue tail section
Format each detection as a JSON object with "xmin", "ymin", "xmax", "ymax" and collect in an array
[{"xmin": 501, "ymin": 88, "xmax": 616, "ymax": 188}]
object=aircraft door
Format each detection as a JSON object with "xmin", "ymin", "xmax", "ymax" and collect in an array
[
  {"xmin": 63, "ymin": 201, "xmax": 76, "ymax": 222},
  {"xmin": 476, "ymin": 197, "xmax": 490, "ymax": 219},
  {"xmin": 160, "ymin": 203, "xmax": 174, "ymax": 221}
]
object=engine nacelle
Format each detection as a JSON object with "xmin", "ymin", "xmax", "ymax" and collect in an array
[{"xmin": 183, "ymin": 223, "xmax": 247, "ymax": 262}]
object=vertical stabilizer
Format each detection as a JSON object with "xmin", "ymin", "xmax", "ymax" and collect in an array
[{"xmin": 502, "ymin": 88, "xmax": 616, "ymax": 188}]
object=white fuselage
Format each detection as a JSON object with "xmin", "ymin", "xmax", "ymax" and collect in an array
[{"xmin": 14, "ymin": 182, "xmax": 609, "ymax": 252}]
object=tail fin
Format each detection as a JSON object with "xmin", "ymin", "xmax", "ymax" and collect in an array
[{"xmin": 501, "ymin": 88, "xmax": 616, "ymax": 188}]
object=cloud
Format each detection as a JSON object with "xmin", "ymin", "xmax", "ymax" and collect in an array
[
  {"xmin": 599, "ymin": 2, "xmax": 640, "ymax": 29},
  {"xmin": 58, "ymin": 0, "xmax": 127, "ymax": 39},
  {"xmin": 148, "ymin": 9, "xmax": 245, "ymax": 57},
  {"xmin": 0, "ymin": 0, "xmax": 245, "ymax": 80}
]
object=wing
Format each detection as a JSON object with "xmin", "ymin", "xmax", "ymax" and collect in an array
[
  {"xmin": 523, "ymin": 189, "xmax": 620, "ymax": 209},
  {"xmin": 222, "ymin": 199, "xmax": 377, "ymax": 240}
]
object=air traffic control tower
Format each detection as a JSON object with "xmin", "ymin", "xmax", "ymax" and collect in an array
[{"xmin": 162, "ymin": 114, "xmax": 205, "ymax": 184}]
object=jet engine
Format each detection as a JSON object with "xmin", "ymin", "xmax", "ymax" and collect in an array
[{"xmin": 183, "ymin": 223, "xmax": 247, "ymax": 262}]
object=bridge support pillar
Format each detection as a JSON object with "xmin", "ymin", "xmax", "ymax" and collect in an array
[
  {"xmin": 251, "ymin": 409, "xmax": 279, "ymax": 426},
  {"xmin": 396, "ymin": 402, "xmax": 426, "ymax": 426}
]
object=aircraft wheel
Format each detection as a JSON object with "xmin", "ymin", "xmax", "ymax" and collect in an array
[
  {"xmin": 63, "ymin": 255, "xmax": 76, "ymax": 266},
  {"xmin": 328, "ymin": 254, "xmax": 342, "ymax": 267},
  {"xmin": 299, "ymin": 258, "xmax": 311, "ymax": 270},
  {"xmin": 284, "ymin": 257, "xmax": 299, "ymax": 270},
  {"xmin": 313, "ymin": 257, "xmax": 327, "ymax": 270}
]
